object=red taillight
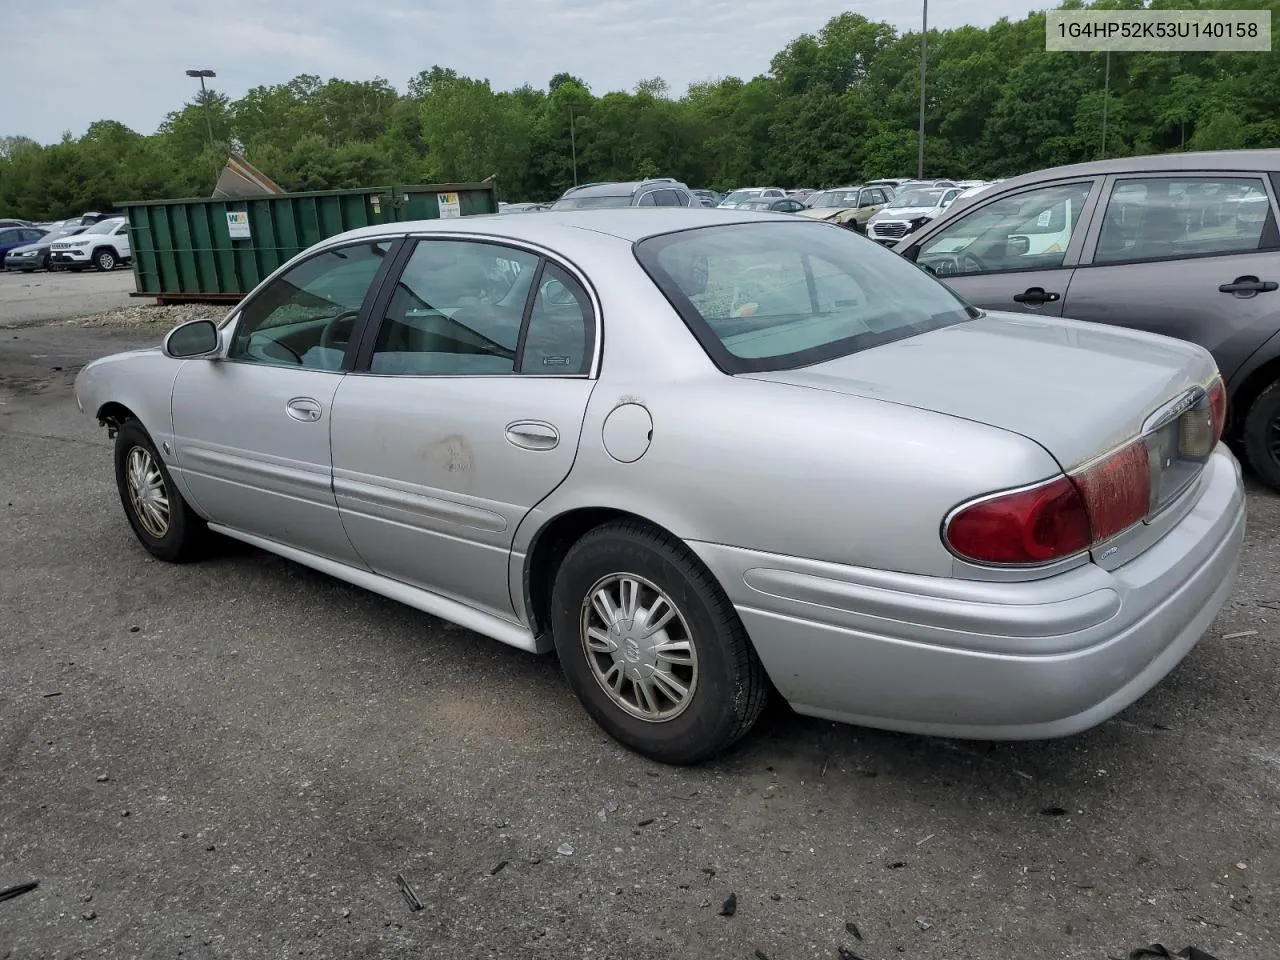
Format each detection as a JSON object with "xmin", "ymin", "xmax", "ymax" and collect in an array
[
  {"xmin": 1208, "ymin": 376, "xmax": 1227, "ymax": 448},
  {"xmin": 945, "ymin": 440, "xmax": 1151, "ymax": 566},
  {"xmin": 945, "ymin": 476, "xmax": 1091, "ymax": 564}
]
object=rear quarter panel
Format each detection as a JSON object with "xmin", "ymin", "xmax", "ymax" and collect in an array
[{"xmin": 517, "ymin": 374, "xmax": 1064, "ymax": 580}]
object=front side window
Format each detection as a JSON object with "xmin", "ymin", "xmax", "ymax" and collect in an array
[
  {"xmin": 369, "ymin": 240, "xmax": 539, "ymax": 375},
  {"xmin": 1093, "ymin": 176, "xmax": 1272, "ymax": 264},
  {"xmin": 916, "ymin": 181, "xmax": 1095, "ymax": 277},
  {"xmin": 229, "ymin": 240, "xmax": 392, "ymax": 369},
  {"xmin": 636, "ymin": 221, "xmax": 977, "ymax": 373}
]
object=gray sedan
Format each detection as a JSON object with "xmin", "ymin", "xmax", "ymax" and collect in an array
[{"xmin": 74, "ymin": 209, "xmax": 1245, "ymax": 764}]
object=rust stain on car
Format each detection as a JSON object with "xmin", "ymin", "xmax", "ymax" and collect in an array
[{"xmin": 430, "ymin": 433, "xmax": 474, "ymax": 477}]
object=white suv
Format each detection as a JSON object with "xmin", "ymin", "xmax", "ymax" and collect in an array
[{"xmin": 50, "ymin": 217, "xmax": 131, "ymax": 272}]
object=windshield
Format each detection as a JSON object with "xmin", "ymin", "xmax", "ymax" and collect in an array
[
  {"xmin": 892, "ymin": 188, "xmax": 945, "ymax": 208},
  {"xmin": 812, "ymin": 191, "xmax": 860, "ymax": 208},
  {"xmin": 721, "ymin": 190, "xmax": 760, "ymax": 206},
  {"xmin": 634, "ymin": 221, "xmax": 977, "ymax": 373},
  {"xmin": 550, "ymin": 195, "xmax": 632, "ymax": 210},
  {"xmin": 85, "ymin": 219, "xmax": 124, "ymax": 234}
]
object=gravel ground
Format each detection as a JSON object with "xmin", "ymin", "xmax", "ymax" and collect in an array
[{"xmin": 0, "ymin": 322, "xmax": 1277, "ymax": 960}]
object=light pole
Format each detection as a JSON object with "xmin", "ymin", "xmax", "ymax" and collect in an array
[
  {"xmin": 917, "ymin": 0, "xmax": 928, "ymax": 180},
  {"xmin": 185, "ymin": 69, "xmax": 218, "ymax": 158},
  {"xmin": 1100, "ymin": 51, "xmax": 1111, "ymax": 160}
]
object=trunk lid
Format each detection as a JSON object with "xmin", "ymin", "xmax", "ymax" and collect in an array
[
  {"xmin": 743, "ymin": 311, "xmax": 1217, "ymax": 472},
  {"xmin": 745, "ymin": 311, "xmax": 1222, "ymax": 569}
]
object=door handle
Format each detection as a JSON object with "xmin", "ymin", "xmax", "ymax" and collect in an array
[
  {"xmin": 505, "ymin": 420, "xmax": 559, "ymax": 451},
  {"xmin": 285, "ymin": 397, "xmax": 323, "ymax": 423},
  {"xmin": 1012, "ymin": 287, "xmax": 1061, "ymax": 304},
  {"xmin": 1219, "ymin": 275, "xmax": 1279, "ymax": 296}
]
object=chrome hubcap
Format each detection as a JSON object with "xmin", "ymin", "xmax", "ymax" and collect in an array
[
  {"xmin": 126, "ymin": 446, "xmax": 170, "ymax": 538},
  {"xmin": 581, "ymin": 574, "xmax": 698, "ymax": 722}
]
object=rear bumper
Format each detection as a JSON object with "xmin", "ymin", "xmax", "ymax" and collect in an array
[{"xmin": 689, "ymin": 447, "xmax": 1246, "ymax": 739}]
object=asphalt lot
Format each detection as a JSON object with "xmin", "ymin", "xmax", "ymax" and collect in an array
[
  {"xmin": 0, "ymin": 269, "xmax": 136, "ymax": 329},
  {"xmin": 1, "ymin": 324, "xmax": 1278, "ymax": 960}
]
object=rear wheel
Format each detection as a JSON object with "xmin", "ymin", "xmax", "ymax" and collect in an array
[
  {"xmin": 1243, "ymin": 380, "xmax": 1280, "ymax": 491},
  {"xmin": 113, "ymin": 419, "xmax": 208, "ymax": 562},
  {"xmin": 550, "ymin": 521, "xmax": 768, "ymax": 764}
]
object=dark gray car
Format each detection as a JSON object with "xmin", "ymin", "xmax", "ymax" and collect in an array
[{"xmin": 895, "ymin": 149, "xmax": 1280, "ymax": 491}]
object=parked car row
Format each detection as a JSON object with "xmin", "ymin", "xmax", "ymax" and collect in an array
[{"xmin": 3, "ymin": 215, "xmax": 131, "ymax": 273}]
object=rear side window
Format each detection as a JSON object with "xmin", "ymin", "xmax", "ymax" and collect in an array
[
  {"xmin": 1094, "ymin": 176, "xmax": 1273, "ymax": 264},
  {"xmin": 635, "ymin": 221, "xmax": 976, "ymax": 373}
]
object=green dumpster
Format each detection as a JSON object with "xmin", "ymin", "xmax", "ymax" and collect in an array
[{"xmin": 119, "ymin": 183, "xmax": 498, "ymax": 302}]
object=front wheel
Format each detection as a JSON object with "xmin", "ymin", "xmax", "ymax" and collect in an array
[
  {"xmin": 94, "ymin": 248, "xmax": 117, "ymax": 271},
  {"xmin": 550, "ymin": 521, "xmax": 768, "ymax": 764},
  {"xmin": 1243, "ymin": 380, "xmax": 1280, "ymax": 491},
  {"xmin": 113, "ymin": 420, "xmax": 208, "ymax": 562}
]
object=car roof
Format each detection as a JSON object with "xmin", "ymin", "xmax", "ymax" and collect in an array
[
  {"xmin": 994, "ymin": 148, "xmax": 1280, "ymax": 193},
  {"xmin": 325, "ymin": 208, "xmax": 791, "ymax": 247}
]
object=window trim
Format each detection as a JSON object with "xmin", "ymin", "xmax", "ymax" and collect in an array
[
  {"xmin": 904, "ymin": 177, "xmax": 1103, "ymax": 277},
  {"xmin": 350, "ymin": 234, "xmax": 603, "ymax": 380},
  {"xmin": 1075, "ymin": 170, "xmax": 1280, "ymax": 269},
  {"xmin": 223, "ymin": 235, "xmax": 408, "ymax": 373}
]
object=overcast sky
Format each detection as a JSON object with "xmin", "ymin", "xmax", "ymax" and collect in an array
[{"xmin": 4, "ymin": 0, "xmax": 1044, "ymax": 144}]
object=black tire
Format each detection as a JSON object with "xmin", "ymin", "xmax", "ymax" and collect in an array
[
  {"xmin": 93, "ymin": 248, "xmax": 117, "ymax": 271},
  {"xmin": 1243, "ymin": 380, "xmax": 1280, "ymax": 492},
  {"xmin": 550, "ymin": 520, "xmax": 768, "ymax": 764},
  {"xmin": 113, "ymin": 419, "xmax": 208, "ymax": 563}
]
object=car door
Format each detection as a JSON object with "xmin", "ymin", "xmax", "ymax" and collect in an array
[
  {"xmin": 113, "ymin": 222, "xmax": 131, "ymax": 258},
  {"xmin": 169, "ymin": 238, "xmax": 398, "ymax": 563},
  {"xmin": 0, "ymin": 228, "xmax": 19, "ymax": 256},
  {"xmin": 329, "ymin": 238, "xmax": 598, "ymax": 621},
  {"xmin": 854, "ymin": 188, "xmax": 889, "ymax": 229},
  {"xmin": 903, "ymin": 179, "xmax": 1101, "ymax": 316},
  {"xmin": 1060, "ymin": 171, "xmax": 1280, "ymax": 385}
]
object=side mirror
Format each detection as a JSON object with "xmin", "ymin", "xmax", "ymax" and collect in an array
[{"xmin": 163, "ymin": 318, "xmax": 220, "ymax": 359}]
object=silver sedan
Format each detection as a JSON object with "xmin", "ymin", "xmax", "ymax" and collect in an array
[{"xmin": 75, "ymin": 208, "xmax": 1246, "ymax": 764}]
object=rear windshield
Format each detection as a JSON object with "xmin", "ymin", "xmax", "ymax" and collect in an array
[
  {"xmin": 721, "ymin": 190, "xmax": 760, "ymax": 206},
  {"xmin": 634, "ymin": 221, "xmax": 977, "ymax": 373},
  {"xmin": 551, "ymin": 195, "xmax": 632, "ymax": 210}
]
